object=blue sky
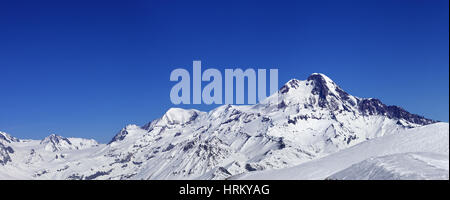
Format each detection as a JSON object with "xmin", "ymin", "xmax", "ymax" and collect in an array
[{"xmin": 0, "ymin": 0, "xmax": 448, "ymax": 143}]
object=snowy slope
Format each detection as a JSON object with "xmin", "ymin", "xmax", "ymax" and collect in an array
[
  {"xmin": 235, "ymin": 122, "xmax": 449, "ymax": 180},
  {"xmin": 0, "ymin": 132, "xmax": 18, "ymax": 165},
  {"xmin": 327, "ymin": 152, "xmax": 448, "ymax": 180},
  {"xmin": 0, "ymin": 73, "xmax": 443, "ymax": 180}
]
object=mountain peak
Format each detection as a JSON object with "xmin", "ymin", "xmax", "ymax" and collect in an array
[
  {"xmin": 0, "ymin": 131, "xmax": 19, "ymax": 143},
  {"xmin": 161, "ymin": 108, "xmax": 201, "ymax": 125},
  {"xmin": 40, "ymin": 134, "xmax": 73, "ymax": 152},
  {"xmin": 307, "ymin": 73, "xmax": 332, "ymax": 80},
  {"xmin": 280, "ymin": 73, "xmax": 337, "ymax": 94},
  {"xmin": 41, "ymin": 134, "xmax": 71, "ymax": 144},
  {"xmin": 307, "ymin": 73, "xmax": 337, "ymax": 89}
]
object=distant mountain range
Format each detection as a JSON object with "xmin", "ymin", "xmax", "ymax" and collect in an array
[{"xmin": 0, "ymin": 73, "xmax": 447, "ymax": 180}]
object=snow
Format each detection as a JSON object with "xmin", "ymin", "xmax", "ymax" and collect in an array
[
  {"xmin": 0, "ymin": 73, "xmax": 446, "ymax": 180},
  {"xmin": 67, "ymin": 138, "xmax": 99, "ymax": 150},
  {"xmin": 159, "ymin": 108, "xmax": 203, "ymax": 125},
  {"xmin": 328, "ymin": 152, "xmax": 448, "ymax": 180},
  {"xmin": 235, "ymin": 122, "xmax": 449, "ymax": 180},
  {"xmin": 0, "ymin": 131, "xmax": 19, "ymax": 143}
]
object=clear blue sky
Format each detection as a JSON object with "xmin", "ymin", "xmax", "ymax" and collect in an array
[{"xmin": 0, "ymin": 0, "xmax": 448, "ymax": 143}]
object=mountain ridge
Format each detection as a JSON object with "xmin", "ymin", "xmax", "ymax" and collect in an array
[{"xmin": 0, "ymin": 73, "xmax": 443, "ymax": 180}]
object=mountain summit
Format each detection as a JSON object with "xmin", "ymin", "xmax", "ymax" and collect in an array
[{"xmin": 275, "ymin": 73, "xmax": 435, "ymax": 126}]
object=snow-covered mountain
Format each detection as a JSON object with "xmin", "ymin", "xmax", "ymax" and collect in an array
[
  {"xmin": 0, "ymin": 73, "xmax": 446, "ymax": 180},
  {"xmin": 0, "ymin": 131, "xmax": 20, "ymax": 143},
  {"xmin": 40, "ymin": 134, "xmax": 99, "ymax": 152}
]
